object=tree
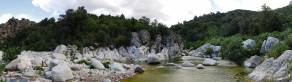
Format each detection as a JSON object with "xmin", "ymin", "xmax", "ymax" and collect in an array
[{"xmin": 258, "ymin": 4, "xmax": 286, "ymax": 33}]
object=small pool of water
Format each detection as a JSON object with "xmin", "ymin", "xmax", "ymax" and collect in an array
[{"xmin": 122, "ymin": 61, "xmax": 253, "ymax": 82}]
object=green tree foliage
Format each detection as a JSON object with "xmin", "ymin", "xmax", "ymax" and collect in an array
[
  {"xmin": 0, "ymin": 6, "xmax": 169, "ymax": 62},
  {"xmin": 171, "ymin": 4, "xmax": 288, "ymax": 42},
  {"xmin": 258, "ymin": 4, "xmax": 287, "ymax": 33},
  {"xmin": 284, "ymin": 34, "xmax": 292, "ymax": 49},
  {"xmin": 219, "ymin": 36, "xmax": 250, "ymax": 65}
]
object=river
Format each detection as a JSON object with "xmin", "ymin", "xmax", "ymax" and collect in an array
[{"xmin": 122, "ymin": 59, "xmax": 254, "ymax": 82}]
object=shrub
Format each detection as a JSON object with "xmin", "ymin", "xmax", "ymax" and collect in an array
[
  {"xmin": 284, "ymin": 34, "xmax": 292, "ymax": 49},
  {"xmin": 34, "ymin": 66, "xmax": 44, "ymax": 71},
  {"xmin": 3, "ymin": 47, "xmax": 22, "ymax": 62},
  {"xmin": 266, "ymin": 42, "xmax": 289, "ymax": 58},
  {"xmin": 0, "ymin": 64, "xmax": 5, "ymax": 74},
  {"xmin": 221, "ymin": 43, "xmax": 249, "ymax": 65},
  {"xmin": 114, "ymin": 35, "xmax": 129, "ymax": 47},
  {"xmin": 77, "ymin": 60, "xmax": 91, "ymax": 65},
  {"xmin": 219, "ymin": 35, "xmax": 252, "ymax": 65},
  {"xmin": 205, "ymin": 48, "xmax": 213, "ymax": 58}
]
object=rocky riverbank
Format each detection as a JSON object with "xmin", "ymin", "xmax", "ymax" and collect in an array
[
  {"xmin": 0, "ymin": 30, "xmax": 186, "ymax": 82},
  {"xmin": 0, "ymin": 29, "xmax": 291, "ymax": 82}
]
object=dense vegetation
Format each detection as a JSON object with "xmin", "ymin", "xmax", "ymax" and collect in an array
[
  {"xmin": 1, "ymin": 4, "xmax": 292, "ymax": 65},
  {"xmin": 171, "ymin": 4, "xmax": 292, "ymax": 65},
  {"xmin": 0, "ymin": 7, "xmax": 170, "ymax": 62}
]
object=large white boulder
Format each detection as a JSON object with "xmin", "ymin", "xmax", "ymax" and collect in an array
[
  {"xmin": 51, "ymin": 53, "xmax": 67, "ymax": 60},
  {"xmin": 51, "ymin": 63, "xmax": 74, "ymax": 82},
  {"xmin": 190, "ymin": 43, "xmax": 221, "ymax": 58},
  {"xmin": 139, "ymin": 30, "xmax": 151, "ymax": 45},
  {"xmin": 202, "ymin": 58, "xmax": 217, "ymax": 66},
  {"xmin": 131, "ymin": 32, "xmax": 141, "ymax": 47},
  {"xmin": 181, "ymin": 61, "xmax": 195, "ymax": 67},
  {"xmin": 249, "ymin": 50, "xmax": 292, "ymax": 82},
  {"xmin": 260, "ymin": 37, "xmax": 279, "ymax": 53},
  {"xmin": 54, "ymin": 45, "xmax": 68, "ymax": 54},
  {"xmin": 168, "ymin": 45, "xmax": 181, "ymax": 60},
  {"xmin": 82, "ymin": 47, "xmax": 94, "ymax": 59},
  {"xmin": 126, "ymin": 46, "xmax": 150, "ymax": 61},
  {"xmin": 23, "ymin": 69, "xmax": 37, "ymax": 77},
  {"xmin": 244, "ymin": 55, "xmax": 264, "ymax": 68},
  {"xmin": 146, "ymin": 53, "xmax": 160, "ymax": 64},
  {"xmin": 242, "ymin": 39, "xmax": 256, "ymax": 49},
  {"xmin": 96, "ymin": 47, "xmax": 123, "ymax": 61},
  {"xmin": 5, "ymin": 55, "xmax": 32, "ymax": 71},
  {"xmin": 110, "ymin": 62, "xmax": 126, "ymax": 73},
  {"xmin": 90, "ymin": 58, "xmax": 105, "ymax": 70},
  {"xmin": 196, "ymin": 64, "xmax": 205, "ymax": 69}
]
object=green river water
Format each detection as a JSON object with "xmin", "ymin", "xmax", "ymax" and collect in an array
[{"xmin": 122, "ymin": 60, "xmax": 254, "ymax": 82}]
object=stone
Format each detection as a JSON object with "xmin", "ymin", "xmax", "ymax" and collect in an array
[
  {"xmin": 45, "ymin": 71, "xmax": 52, "ymax": 79},
  {"xmin": 5, "ymin": 55, "xmax": 32, "ymax": 71},
  {"xmin": 273, "ymin": 63, "xmax": 290, "ymax": 82},
  {"xmin": 131, "ymin": 32, "xmax": 141, "ymax": 47},
  {"xmin": 134, "ymin": 66, "xmax": 144, "ymax": 73},
  {"xmin": 0, "ymin": 51, "xmax": 3, "ymax": 61},
  {"xmin": 156, "ymin": 48, "xmax": 169, "ymax": 60},
  {"xmin": 242, "ymin": 39, "xmax": 256, "ymax": 49},
  {"xmin": 51, "ymin": 63, "xmax": 74, "ymax": 82},
  {"xmin": 23, "ymin": 69, "xmax": 37, "ymax": 77},
  {"xmin": 168, "ymin": 45, "xmax": 181, "ymax": 60},
  {"xmin": 181, "ymin": 61, "xmax": 195, "ymax": 67},
  {"xmin": 139, "ymin": 30, "xmax": 151, "ymax": 45},
  {"xmin": 118, "ymin": 47, "xmax": 130, "ymax": 57},
  {"xmin": 102, "ymin": 79, "xmax": 111, "ymax": 82},
  {"xmin": 260, "ymin": 37, "xmax": 279, "ymax": 53},
  {"xmin": 190, "ymin": 43, "xmax": 221, "ymax": 58},
  {"xmin": 211, "ymin": 46, "xmax": 221, "ymax": 58},
  {"xmin": 196, "ymin": 64, "xmax": 205, "ymax": 69},
  {"xmin": 70, "ymin": 64, "xmax": 82, "ymax": 71},
  {"xmin": 249, "ymin": 50, "xmax": 292, "ymax": 82},
  {"xmin": 51, "ymin": 53, "xmax": 67, "ymax": 60},
  {"xmin": 202, "ymin": 58, "xmax": 217, "ymax": 66},
  {"xmin": 146, "ymin": 53, "xmax": 160, "ymax": 64},
  {"xmin": 110, "ymin": 62, "xmax": 126, "ymax": 72},
  {"xmin": 18, "ymin": 51, "xmax": 51, "ymax": 67},
  {"xmin": 244, "ymin": 55, "xmax": 264, "ymax": 68},
  {"xmin": 153, "ymin": 35, "xmax": 162, "ymax": 52},
  {"xmin": 54, "ymin": 44, "xmax": 68, "ymax": 54},
  {"xmin": 96, "ymin": 47, "xmax": 123, "ymax": 61},
  {"xmin": 90, "ymin": 58, "xmax": 105, "ymax": 70},
  {"xmin": 82, "ymin": 47, "xmax": 94, "ymax": 58},
  {"xmin": 49, "ymin": 59, "xmax": 67, "ymax": 68}
]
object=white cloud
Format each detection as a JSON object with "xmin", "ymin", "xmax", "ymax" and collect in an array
[
  {"xmin": 0, "ymin": 13, "xmax": 40, "ymax": 24},
  {"xmin": 31, "ymin": 0, "xmax": 292, "ymax": 26}
]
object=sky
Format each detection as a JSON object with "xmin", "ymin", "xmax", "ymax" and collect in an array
[{"xmin": 0, "ymin": 0, "xmax": 291, "ymax": 26}]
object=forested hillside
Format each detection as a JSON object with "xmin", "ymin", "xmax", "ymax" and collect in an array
[
  {"xmin": 170, "ymin": 4, "xmax": 292, "ymax": 64},
  {"xmin": 1, "ymin": 4, "xmax": 292, "ymax": 64}
]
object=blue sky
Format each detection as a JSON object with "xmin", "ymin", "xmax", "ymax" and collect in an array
[
  {"xmin": 0, "ymin": 0, "xmax": 51, "ymax": 23},
  {"xmin": 0, "ymin": 0, "xmax": 291, "ymax": 26}
]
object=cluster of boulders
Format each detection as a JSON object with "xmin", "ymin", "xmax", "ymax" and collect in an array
[
  {"xmin": 240, "ymin": 37, "xmax": 292, "ymax": 82},
  {"xmin": 126, "ymin": 30, "xmax": 184, "ymax": 63},
  {"xmin": 180, "ymin": 56, "xmax": 218, "ymax": 69},
  {"xmin": 189, "ymin": 43, "xmax": 221, "ymax": 58},
  {"xmin": 2, "ymin": 45, "xmax": 142, "ymax": 82},
  {"xmin": 243, "ymin": 37, "xmax": 280, "ymax": 68},
  {"xmin": 0, "ymin": 30, "xmax": 186, "ymax": 82},
  {"xmin": 249, "ymin": 50, "xmax": 292, "ymax": 82}
]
